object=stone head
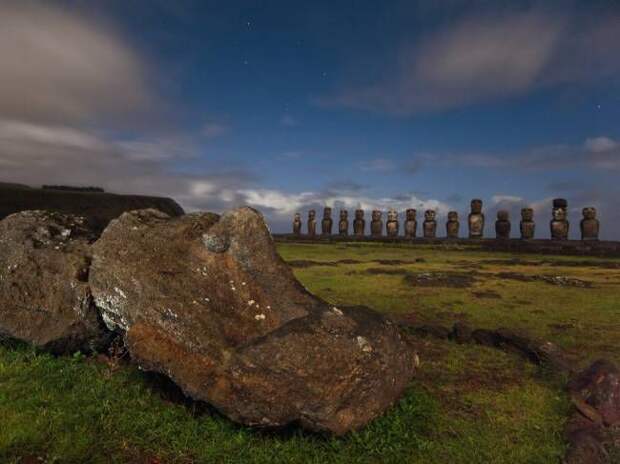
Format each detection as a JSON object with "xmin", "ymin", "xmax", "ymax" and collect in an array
[
  {"xmin": 553, "ymin": 198, "xmax": 568, "ymax": 210},
  {"xmin": 308, "ymin": 210, "xmax": 316, "ymax": 220},
  {"xmin": 340, "ymin": 209, "xmax": 348, "ymax": 220},
  {"xmin": 521, "ymin": 208, "xmax": 533, "ymax": 221},
  {"xmin": 406, "ymin": 209, "xmax": 416, "ymax": 220},
  {"xmin": 387, "ymin": 209, "xmax": 398, "ymax": 221},
  {"xmin": 497, "ymin": 210, "xmax": 509, "ymax": 221},
  {"xmin": 424, "ymin": 210, "xmax": 436, "ymax": 221},
  {"xmin": 471, "ymin": 199, "xmax": 483, "ymax": 214},
  {"xmin": 448, "ymin": 211, "xmax": 458, "ymax": 221},
  {"xmin": 323, "ymin": 207, "xmax": 332, "ymax": 219},
  {"xmin": 294, "ymin": 213, "xmax": 301, "ymax": 221},
  {"xmin": 552, "ymin": 208, "xmax": 567, "ymax": 221},
  {"xmin": 371, "ymin": 210, "xmax": 382, "ymax": 221},
  {"xmin": 582, "ymin": 207, "xmax": 597, "ymax": 220},
  {"xmin": 355, "ymin": 209, "xmax": 364, "ymax": 220}
]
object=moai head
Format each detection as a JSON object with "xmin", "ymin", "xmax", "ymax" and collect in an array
[
  {"xmin": 323, "ymin": 207, "xmax": 332, "ymax": 219},
  {"xmin": 583, "ymin": 207, "xmax": 597, "ymax": 220},
  {"xmin": 372, "ymin": 210, "xmax": 382, "ymax": 221},
  {"xmin": 340, "ymin": 209, "xmax": 348, "ymax": 220},
  {"xmin": 552, "ymin": 208, "xmax": 567, "ymax": 221},
  {"xmin": 471, "ymin": 199, "xmax": 483, "ymax": 214},
  {"xmin": 424, "ymin": 210, "xmax": 436, "ymax": 221},
  {"xmin": 448, "ymin": 211, "xmax": 458, "ymax": 222},
  {"xmin": 294, "ymin": 212, "xmax": 301, "ymax": 222},
  {"xmin": 308, "ymin": 209, "xmax": 316, "ymax": 220},
  {"xmin": 406, "ymin": 209, "xmax": 416, "ymax": 221},
  {"xmin": 497, "ymin": 210, "xmax": 509, "ymax": 221},
  {"xmin": 355, "ymin": 209, "xmax": 364, "ymax": 220},
  {"xmin": 521, "ymin": 208, "xmax": 534, "ymax": 221},
  {"xmin": 387, "ymin": 209, "xmax": 398, "ymax": 222},
  {"xmin": 553, "ymin": 198, "xmax": 568, "ymax": 210}
]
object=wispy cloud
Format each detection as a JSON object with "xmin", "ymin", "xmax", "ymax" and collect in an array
[
  {"xmin": 201, "ymin": 122, "xmax": 229, "ymax": 138},
  {"xmin": 357, "ymin": 157, "xmax": 396, "ymax": 172}
]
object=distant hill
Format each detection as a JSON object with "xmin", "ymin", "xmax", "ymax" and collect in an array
[{"xmin": 0, "ymin": 183, "xmax": 184, "ymax": 232}]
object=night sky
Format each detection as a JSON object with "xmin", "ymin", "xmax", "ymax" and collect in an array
[{"xmin": 1, "ymin": 0, "xmax": 619, "ymax": 238}]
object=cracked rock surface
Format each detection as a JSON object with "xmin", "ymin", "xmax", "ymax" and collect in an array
[
  {"xmin": 89, "ymin": 207, "xmax": 416, "ymax": 434},
  {"xmin": 0, "ymin": 210, "xmax": 109, "ymax": 353}
]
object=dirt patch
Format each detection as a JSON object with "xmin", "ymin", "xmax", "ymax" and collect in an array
[
  {"xmin": 496, "ymin": 272, "xmax": 593, "ymax": 288},
  {"xmin": 364, "ymin": 267, "xmax": 409, "ymax": 275},
  {"xmin": 472, "ymin": 290, "xmax": 502, "ymax": 299},
  {"xmin": 548, "ymin": 323, "xmax": 575, "ymax": 331},
  {"xmin": 405, "ymin": 272, "xmax": 476, "ymax": 288}
]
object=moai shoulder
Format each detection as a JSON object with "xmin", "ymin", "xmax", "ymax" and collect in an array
[
  {"xmin": 580, "ymin": 207, "xmax": 599, "ymax": 241},
  {"xmin": 468, "ymin": 199, "xmax": 485, "ymax": 239},
  {"xmin": 495, "ymin": 210, "xmax": 511, "ymax": 239},
  {"xmin": 338, "ymin": 209, "xmax": 349, "ymax": 236},
  {"xmin": 353, "ymin": 209, "xmax": 365, "ymax": 236},
  {"xmin": 293, "ymin": 212, "xmax": 302, "ymax": 236},
  {"xmin": 307, "ymin": 209, "xmax": 317, "ymax": 237},
  {"xmin": 446, "ymin": 211, "xmax": 459, "ymax": 239},
  {"xmin": 423, "ymin": 210, "xmax": 437, "ymax": 238},
  {"xmin": 404, "ymin": 209, "xmax": 417, "ymax": 239},
  {"xmin": 321, "ymin": 207, "xmax": 333, "ymax": 235},
  {"xmin": 520, "ymin": 208, "xmax": 535, "ymax": 240},
  {"xmin": 386, "ymin": 209, "xmax": 399, "ymax": 237},
  {"xmin": 370, "ymin": 210, "xmax": 383, "ymax": 237}
]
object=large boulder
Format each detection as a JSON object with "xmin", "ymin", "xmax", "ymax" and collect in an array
[
  {"xmin": 0, "ymin": 210, "xmax": 109, "ymax": 353},
  {"xmin": 89, "ymin": 207, "xmax": 416, "ymax": 434}
]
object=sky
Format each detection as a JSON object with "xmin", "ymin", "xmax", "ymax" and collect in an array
[{"xmin": 1, "ymin": 0, "xmax": 620, "ymax": 238}]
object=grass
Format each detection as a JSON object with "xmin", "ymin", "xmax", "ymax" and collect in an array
[{"xmin": 3, "ymin": 241, "xmax": 615, "ymax": 463}]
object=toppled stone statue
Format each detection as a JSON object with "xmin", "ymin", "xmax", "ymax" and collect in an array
[
  {"xmin": 353, "ymin": 209, "xmax": 365, "ymax": 236},
  {"xmin": 0, "ymin": 211, "xmax": 109, "ymax": 354},
  {"xmin": 89, "ymin": 207, "xmax": 416, "ymax": 435},
  {"xmin": 520, "ymin": 208, "xmax": 535, "ymax": 240},
  {"xmin": 495, "ymin": 210, "xmax": 511, "ymax": 239},
  {"xmin": 322, "ymin": 207, "xmax": 333, "ymax": 235},
  {"xmin": 292, "ymin": 213, "xmax": 302, "ymax": 236},
  {"xmin": 386, "ymin": 209, "xmax": 399, "ymax": 237},
  {"xmin": 581, "ymin": 207, "xmax": 599, "ymax": 241},
  {"xmin": 307, "ymin": 210, "xmax": 317, "ymax": 237},
  {"xmin": 404, "ymin": 209, "xmax": 417, "ymax": 239},
  {"xmin": 468, "ymin": 199, "xmax": 485, "ymax": 239},
  {"xmin": 338, "ymin": 210, "xmax": 349, "ymax": 236},
  {"xmin": 370, "ymin": 210, "xmax": 383, "ymax": 237},
  {"xmin": 446, "ymin": 211, "xmax": 459, "ymax": 239},
  {"xmin": 423, "ymin": 210, "xmax": 437, "ymax": 238},
  {"xmin": 550, "ymin": 199, "xmax": 569, "ymax": 240}
]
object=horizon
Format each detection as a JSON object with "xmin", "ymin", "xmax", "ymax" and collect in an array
[{"xmin": 1, "ymin": 1, "xmax": 619, "ymax": 238}]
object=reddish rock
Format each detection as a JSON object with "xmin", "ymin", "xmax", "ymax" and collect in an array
[
  {"xmin": 568, "ymin": 360, "xmax": 620, "ymax": 427},
  {"xmin": 0, "ymin": 210, "xmax": 109, "ymax": 353},
  {"xmin": 89, "ymin": 207, "xmax": 416, "ymax": 434}
]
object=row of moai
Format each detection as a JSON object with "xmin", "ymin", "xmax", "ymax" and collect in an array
[{"xmin": 292, "ymin": 199, "xmax": 600, "ymax": 240}]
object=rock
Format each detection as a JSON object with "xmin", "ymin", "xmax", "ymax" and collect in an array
[
  {"xmin": 0, "ymin": 210, "xmax": 109, "ymax": 353},
  {"xmin": 450, "ymin": 322, "xmax": 473, "ymax": 344},
  {"xmin": 568, "ymin": 360, "xmax": 620, "ymax": 427},
  {"xmin": 411, "ymin": 324, "xmax": 451, "ymax": 339},
  {"xmin": 89, "ymin": 207, "xmax": 416, "ymax": 434}
]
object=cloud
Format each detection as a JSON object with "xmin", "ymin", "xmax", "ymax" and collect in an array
[
  {"xmin": 322, "ymin": 8, "xmax": 620, "ymax": 114},
  {"xmin": 357, "ymin": 157, "xmax": 396, "ymax": 172},
  {"xmin": 0, "ymin": 1, "xmax": 154, "ymax": 125},
  {"xmin": 201, "ymin": 123, "xmax": 229, "ymax": 138}
]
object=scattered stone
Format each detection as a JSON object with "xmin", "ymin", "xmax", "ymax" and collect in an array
[
  {"xmin": 405, "ymin": 272, "xmax": 476, "ymax": 288},
  {"xmin": 0, "ymin": 211, "xmax": 110, "ymax": 353},
  {"xmin": 496, "ymin": 272, "xmax": 592, "ymax": 288},
  {"xmin": 90, "ymin": 207, "xmax": 416, "ymax": 435}
]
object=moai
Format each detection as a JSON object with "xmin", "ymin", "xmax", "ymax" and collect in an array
[
  {"xmin": 292, "ymin": 213, "xmax": 302, "ymax": 236},
  {"xmin": 338, "ymin": 209, "xmax": 349, "ymax": 236},
  {"xmin": 520, "ymin": 208, "xmax": 535, "ymax": 240},
  {"xmin": 307, "ymin": 210, "xmax": 317, "ymax": 237},
  {"xmin": 495, "ymin": 210, "xmax": 511, "ymax": 239},
  {"xmin": 370, "ymin": 210, "xmax": 383, "ymax": 237},
  {"xmin": 468, "ymin": 199, "xmax": 485, "ymax": 239},
  {"xmin": 353, "ymin": 209, "xmax": 365, "ymax": 236},
  {"xmin": 404, "ymin": 209, "xmax": 417, "ymax": 239},
  {"xmin": 386, "ymin": 209, "xmax": 399, "ymax": 237},
  {"xmin": 580, "ymin": 207, "xmax": 600, "ymax": 241},
  {"xmin": 321, "ymin": 207, "xmax": 333, "ymax": 235},
  {"xmin": 550, "ymin": 198, "xmax": 569, "ymax": 240},
  {"xmin": 446, "ymin": 211, "xmax": 459, "ymax": 239},
  {"xmin": 423, "ymin": 210, "xmax": 437, "ymax": 238}
]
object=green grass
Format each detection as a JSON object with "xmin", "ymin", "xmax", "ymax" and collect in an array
[{"xmin": 3, "ymin": 241, "xmax": 612, "ymax": 463}]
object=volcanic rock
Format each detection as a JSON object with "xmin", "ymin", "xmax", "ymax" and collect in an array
[
  {"xmin": 568, "ymin": 360, "xmax": 620, "ymax": 427},
  {"xmin": 89, "ymin": 207, "xmax": 416, "ymax": 434},
  {"xmin": 0, "ymin": 210, "xmax": 109, "ymax": 353}
]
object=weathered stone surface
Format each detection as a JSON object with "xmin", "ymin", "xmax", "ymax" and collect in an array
[
  {"xmin": 423, "ymin": 210, "xmax": 437, "ymax": 238},
  {"xmin": 446, "ymin": 211, "xmax": 459, "ymax": 239},
  {"xmin": 568, "ymin": 360, "xmax": 620, "ymax": 427},
  {"xmin": 520, "ymin": 208, "xmax": 535, "ymax": 240},
  {"xmin": 370, "ymin": 210, "xmax": 383, "ymax": 237},
  {"xmin": 495, "ymin": 210, "xmax": 511, "ymax": 239},
  {"xmin": 551, "ymin": 199, "xmax": 569, "ymax": 240},
  {"xmin": 468, "ymin": 199, "xmax": 485, "ymax": 239},
  {"xmin": 386, "ymin": 209, "xmax": 399, "ymax": 237},
  {"xmin": 0, "ymin": 210, "xmax": 109, "ymax": 353},
  {"xmin": 89, "ymin": 207, "xmax": 416, "ymax": 434},
  {"xmin": 404, "ymin": 209, "xmax": 417, "ymax": 239},
  {"xmin": 338, "ymin": 210, "xmax": 349, "ymax": 236},
  {"xmin": 353, "ymin": 209, "xmax": 365, "ymax": 236},
  {"xmin": 581, "ymin": 208, "xmax": 600, "ymax": 241},
  {"xmin": 321, "ymin": 207, "xmax": 333, "ymax": 235},
  {"xmin": 292, "ymin": 213, "xmax": 302, "ymax": 236},
  {"xmin": 307, "ymin": 210, "xmax": 317, "ymax": 237}
]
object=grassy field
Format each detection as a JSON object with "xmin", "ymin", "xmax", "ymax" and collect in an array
[{"xmin": 2, "ymin": 242, "xmax": 620, "ymax": 463}]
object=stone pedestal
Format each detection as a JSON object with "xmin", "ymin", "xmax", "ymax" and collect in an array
[
  {"xmin": 580, "ymin": 207, "xmax": 599, "ymax": 241},
  {"xmin": 495, "ymin": 210, "xmax": 511, "ymax": 239},
  {"xmin": 353, "ymin": 209, "xmax": 365, "ymax": 236},
  {"xmin": 321, "ymin": 207, "xmax": 333, "ymax": 235},
  {"xmin": 520, "ymin": 208, "xmax": 535, "ymax": 240},
  {"xmin": 307, "ymin": 210, "xmax": 317, "ymax": 237},
  {"xmin": 293, "ymin": 213, "xmax": 302, "ymax": 236},
  {"xmin": 404, "ymin": 209, "xmax": 417, "ymax": 239},
  {"xmin": 468, "ymin": 199, "xmax": 485, "ymax": 239},
  {"xmin": 446, "ymin": 211, "xmax": 459, "ymax": 239},
  {"xmin": 386, "ymin": 209, "xmax": 399, "ymax": 237},
  {"xmin": 550, "ymin": 199, "xmax": 569, "ymax": 240},
  {"xmin": 370, "ymin": 210, "xmax": 383, "ymax": 237},
  {"xmin": 338, "ymin": 210, "xmax": 349, "ymax": 236},
  {"xmin": 423, "ymin": 210, "xmax": 437, "ymax": 238}
]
